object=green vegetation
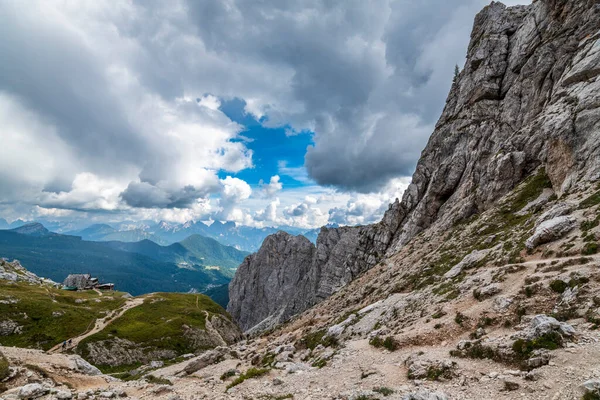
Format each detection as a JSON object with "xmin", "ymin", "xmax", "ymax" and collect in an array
[
  {"xmin": 512, "ymin": 332, "xmax": 563, "ymax": 359},
  {"xmin": 226, "ymin": 367, "xmax": 270, "ymax": 390},
  {"xmin": 78, "ymin": 292, "xmax": 229, "ymax": 369},
  {"xmin": 582, "ymin": 242, "xmax": 599, "ymax": 255},
  {"xmin": 368, "ymin": 336, "xmax": 399, "ymax": 351},
  {"xmin": 549, "ymin": 279, "xmax": 568, "ymax": 293},
  {"xmin": 506, "ymin": 169, "xmax": 553, "ymax": 213},
  {"xmin": 145, "ymin": 375, "xmax": 172, "ymax": 385},
  {"xmin": 373, "ymin": 387, "xmax": 394, "ymax": 396},
  {"xmin": 297, "ymin": 329, "xmax": 338, "ymax": 351},
  {"xmin": 0, "ymin": 281, "xmax": 126, "ymax": 350},
  {"xmin": 582, "ymin": 393, "xmax": 600, "ymax": 400},
  {"xmin": 579, "ymin": 190, "xmax": 600, "ymax": 209},
  {"xmin": 454, "ymin": 312, "xmax": 466, "ymax": 326},
  {"xmin": 0, "ymin": 352, "xmax": 9, "ymax": 380},
  {"xmin": 220, "ymin": 369, "xmax": 237, "ymax": 380},
  {"xmin": 311, "ymin": 358, "xmax": 327, "ymax": 368}
]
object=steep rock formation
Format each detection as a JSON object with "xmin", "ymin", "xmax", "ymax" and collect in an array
[{"xmin": 229, "ymin": 0, "xmax": 600, "ymax": 332}]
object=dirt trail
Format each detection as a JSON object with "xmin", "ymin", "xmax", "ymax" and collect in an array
[{"xmin": 49, "ymin": 296, "xmax": 145, "ymax": 353}]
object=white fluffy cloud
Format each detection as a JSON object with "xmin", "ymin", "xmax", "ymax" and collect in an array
[{"xmin": 259, "ymin": 175, "xmax": 283, "ymax": 198}]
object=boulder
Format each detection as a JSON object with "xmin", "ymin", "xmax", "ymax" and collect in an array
[
  {"xmin": 444, "ymin": 248, "xmax": 491, "ymax": 279},
  {"xmin": 525, "ymin": 216, "xmax": 577, "ymax": 249},
  {"xmin": 183, "ymin": 347, "xmax": 227, "ymax": 375},
  {"xmin": 582, "ymin": 379, "xmax": 600, "ymax": 395},
  {"xmin": 18, "ymin": 383, "xmax": 48, "ymax": 399},
  {"xmin": 402, "ymin": 390, "xmax": 448, "ymax": 400},
  {"xmin": 70, "ymin": 356, "xmax": 102, "ymax": 376}
]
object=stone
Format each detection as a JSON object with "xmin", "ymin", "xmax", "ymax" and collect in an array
[
  {"xmin": 70, "ymin": 356, "xmax": 102, "ymax": 376},
  {"xmin": 523, "ymin": 315, "xmax": 576, "ymax": 340},
  {"xmin": 17, "ymin": 383, "xmax": 48, "ymax": 399},
  {"xmin": 405, "ymin": 354, "xmax": 457, "ymax": 381},
  {"xmin": 444, "ymin": 248, "xmax": 492, "ymax": 279},
  {"xmin": 149, "ymin": 361, "xmax": 164, "ymax": 369},
  {"xmin": 98, "ymin": 392, "xmax": 115, "ymax": 399},
  {"xmin": 183, "ymin": 348, "xmax": 228, "ymax": 375},
  {"xmin": 504, "ymin": 379, "xmax": 520, "ymax": 391},
  {"xmin": 402, "ymin": 390, "xmax": 449, "ymax": 400},
  {"xmin": 55, "ymin": 390, "xmax": 73, "ymax": 400},
  {"xmin": 582, "ymin": 379, "xmax": 600, "ymax": 394},
  {"xmin": 525, "ymin": 216, "xmax": 577, "ymax": 249}
]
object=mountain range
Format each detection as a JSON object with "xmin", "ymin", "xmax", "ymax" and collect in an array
[
  {"xmin": 0, "ymin": 223, "xmax": 248, "ymax": 296},
  {"xmin": 0, "ymin": 219, "xmax": 327, "ymax": 252}
]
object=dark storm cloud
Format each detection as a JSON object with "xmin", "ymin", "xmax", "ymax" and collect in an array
[{"xmin": 181, "ymin": 0, "xmax": 527, "ymax": 192}]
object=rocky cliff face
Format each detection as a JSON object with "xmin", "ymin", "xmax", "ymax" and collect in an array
[{"xmin": 229, "ymin": 0, "xmax": 600, "ymax": 333}]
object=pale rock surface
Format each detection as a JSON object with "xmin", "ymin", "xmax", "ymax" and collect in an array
[{"xmin": 525, "ymin": 216, "xmax": 577, "ymax": 249}]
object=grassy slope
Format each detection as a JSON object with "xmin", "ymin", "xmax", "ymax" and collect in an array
[
  {"xmin": 0, "ymin": 281, "xmax": 127, "ymax": 350},
  {"xmin": 78, "ymin": 293, "xmax": 229, "ymax": 361},
  {"xmin": 0, "ymin": 231, "xmax": 232, "ymax": 295}
]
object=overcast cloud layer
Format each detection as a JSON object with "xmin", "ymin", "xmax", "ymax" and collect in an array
[{"xmin": 0, "ymin": 0, "xmax": 528, "ymax": 229}]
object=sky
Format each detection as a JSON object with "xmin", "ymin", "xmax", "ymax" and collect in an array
[{"xmin": 0, "ymin": 0, "xmax": 528, "ymax": 229}]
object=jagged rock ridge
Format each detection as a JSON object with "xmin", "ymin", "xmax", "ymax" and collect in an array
[{"xmin": 229, "ymin": 0, "xmax": 600, "ymax": 333}]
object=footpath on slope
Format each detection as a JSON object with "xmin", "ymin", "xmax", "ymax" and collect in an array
[{"xmin": 48, "ymin": 296, "xmax": 146, "ymax": 354}]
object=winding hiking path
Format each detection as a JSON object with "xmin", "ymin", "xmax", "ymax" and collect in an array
[{"xmin": 49, "ymin": 296, "xmax": 145, "ymax": 354}]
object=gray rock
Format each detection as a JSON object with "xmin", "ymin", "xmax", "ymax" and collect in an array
[
  {"xmin": 526, "ymin": 315, "xmax": 576, "ymax": 340},
  {"xmin": 55, "ymin": 390, "xmax": 73, "ymax": 400},
  {"xmin": 69, "ymin": 356, "xmax": 102, "ymax": 376},
  {"xmin": 582, "ymin": 379, "xmax": 600, "ymax": 394},
  {"xmin": 525, "ymin": 216, "xmax": 577, "ymax": 249},
  {"xmin": 535, "ymin": 203, "xmax": 573, "ymax": 227},
  {"xmin": 405, "ymin": 354, "xmax": 457, "ymax": 381},
  {"xmin": 18, "ymin": 383, "xmax": 48, "ymax": 399},
  {"xmin": 402, "ymin": 390, "xmax": 448, "ymax": 400},
  {"xmin": 98, "ymin": 392, "xmax": 115, "ymax": 399},
  {"xmin": 444, "ymin": 248, "xmax": 491, "ymax": 279},
  {"xmin": 0, "ymin": 320, "xmax": 23, "ymax": 336},
  {"xmin": 183, "ymin": 348, "xmax": 228, "ymax": 375}
]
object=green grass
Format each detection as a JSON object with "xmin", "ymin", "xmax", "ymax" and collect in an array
[
  {"xmin": 582, "ymin": 242, "xmax": 599, "ymax": 255},
  {"xmin": 0, "ymin": 352, "xmax": 9, "ymax": 380},
  {"xmin": 582, "ymin": 392, "xmax": 600, "ymax": 400},
  {"xmin": 311, "ymin": 358, "xmax": 327, "ymax": 368},
  {"xmin": 373, "ymin": 387, "xmax": 394, "ymax": 396},
  {"xmin": 145, "ymin": 375, "xmax": 172, "ymax": 385},
  {"xmin": 78, "ymin": 292, "xmax": 229, "ymax": 363},
  {"xmin": 549, "ymin": 280, "xmax": 568, "ymax": 293},
  {"xmin": 579, "ymin": 190, "xmax": 600, "ymax": 209},
  {"xmin": 368, "ymin": 336, "xmax": 399, "ymax": 351},
  {"xmin": 506, "ymin": 169, "xmax": 553, "ymax": 213},
  {"xmin": 297, "ymin": 329, "xmax": 338, "ymax": 351},
  {"xmin": 226, "ymin": 367, "xmax": 270, "ymax": 390},
  {"xmin": 0, "ymin": 281, "xmax": 127, "ymax": 350}
]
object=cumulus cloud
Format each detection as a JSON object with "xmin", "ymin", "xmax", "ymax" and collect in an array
[
  {"xmin": 259, "ymin": 175, "xmax": 283, "ymax": 198},
  {"xmin": 328, "ymin": 178, "xmax": 410, "ymax": 225}
]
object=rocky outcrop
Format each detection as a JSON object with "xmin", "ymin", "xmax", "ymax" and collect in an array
[
  {"xmin": 0, "ymin": 259, "xmax": 55, "ymax": 285},
  {"xmin": 525, "ymin": 215, "xmax": 577, "ymax": 248},
  {"xmin": 229, "ymin": 0, "xmax": 600, "ymax": 332},
  {"xmin": 228, "ymin": 210, "xmax": 404, "ymax": 332}
]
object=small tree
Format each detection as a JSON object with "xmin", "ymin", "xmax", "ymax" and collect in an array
[{"xmin": 453, "ymin": 64, "xmax": 460, "ymax": 83}]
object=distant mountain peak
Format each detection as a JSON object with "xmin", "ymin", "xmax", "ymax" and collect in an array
[{"xmin": 10, "ymin": 222, "xmax": 51, "ymax": 236}]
